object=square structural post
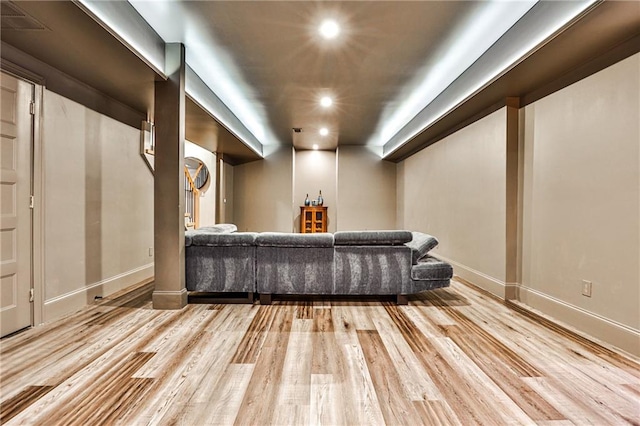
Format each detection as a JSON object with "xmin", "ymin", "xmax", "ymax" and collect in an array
[
  {"xmin": 505, "ymin": 97, "xmax": 520, "ymax": 300},
  {"xmin": 153, "ymin": 43, "xmax": 188, "ymax": 309}
]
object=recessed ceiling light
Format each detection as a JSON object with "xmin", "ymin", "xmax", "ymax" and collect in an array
[
  {"xmin": 320, "ymin": 96, "xmax": 332, "ymax": 108},
  {"xmin": 319, "ymin": 128, "xmax": 329, "ymax": 136},
  {"xmin": 319, "ymin": 19, "xmax": 340, "ymax": 39},
  {"xmin": 312, "ymin": 144, "xmax": 319, "ymax": 150}
]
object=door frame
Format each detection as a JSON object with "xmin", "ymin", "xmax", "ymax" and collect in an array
[{"xmin": 1, "ymin": 60, "xmax": 44, "ymax": 328}]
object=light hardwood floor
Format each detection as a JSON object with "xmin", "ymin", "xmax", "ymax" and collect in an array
[{"xmin": 1, "ymin": 279, "xmax": 638, "ymax": 425}]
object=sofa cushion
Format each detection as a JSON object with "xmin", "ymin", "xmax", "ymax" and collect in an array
[
  {"xmin": 411, "ymin": 256, "xmax": 453, "ymax": 281},
  {"xmin": 256, "ymin": 232, "xmax": 334, "ymax": 248},
  {"xmin": 190, "ymin": 232, "xmax": 257, "ymax": 247},
  {"xmin": 334, "ymin": 230, "xmax": 412, "ymax": 246},
  {"xmin": 198, "ymin": 223, "xmax": 238, "ymax": 233},
  {"xmin": 405, "ymin": 232, "xmax": 439, "ymax": 263}
]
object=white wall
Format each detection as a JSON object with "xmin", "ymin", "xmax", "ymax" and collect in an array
[
  {"xmin": 293, "ymin": 150, "xmax": 336, "ymax": 232},
  {"xmin": 233, "ymin": 146, "xmax": 293, "ymax": 232},
  {"xmin": 520, "ymin": 53, "xmax": 639, "ymax": 351},
  {"xmin": 185, "ymin": 140, "xmax": 216, "ymax": 227},
  {"xmin": 398, "ymin": 108, "xmax": 507, "ymax": 286},
  {"xmin": 42, "ymin": 90, "xmax": 154, "ymax": 321},
  {"xmin": 337, "ymin": 146, "xmax": 396, "ymax": 230}
]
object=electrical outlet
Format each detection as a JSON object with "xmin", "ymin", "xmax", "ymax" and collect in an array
[
  {"xmin": 581, "ymin": 280, "xmax": 592, "ymax": 297},
  {"xmin": 148, "ymin": 247, "xmax": 154, "ymax": 257}
]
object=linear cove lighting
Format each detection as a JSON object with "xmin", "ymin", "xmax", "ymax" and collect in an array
[
  {"xmin": 380, "ymin": 0, "xmax": 598, "ymax": 157},
  {"xmin": 371, "ymin": 1, "xmax": 536, "ymax": 150},
  {"xmin": 129, "ymin": 0, "xmax": 271, "ymax": 148}
]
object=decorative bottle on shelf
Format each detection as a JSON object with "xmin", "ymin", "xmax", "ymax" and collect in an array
[
  {"xmin": 318, "ymin": 190, "xmax": 324, "ymax": 206},
  {"xmin": 304, "ymin": 194, "xmax": 310, "ymax": 206}
]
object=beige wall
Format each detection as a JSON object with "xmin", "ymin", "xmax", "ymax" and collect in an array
[
  {"xmin": 293, "ymin": 150, "xmax": 337, "ymax": 232},
  {"xmin": 520, "ymin": 54, "xmax": 639, "ymax": 340},
  {"xmin": 233, "ymin": 146, "xmax": 396, "ymax": 233},
  {"xmin": 398, "ymin": 108, "xmax": 507, "ymax": 285},
  {"xmin": 42, "ymin": 90, "xmax": 154, "ymax": 321},
  {"xmin": 337, "ymin": 146, "xmax": 396, "ymax": 230},
  {"xmin": 398, "ymin": 54, "xmax": 639, "ymax": 355},
  {"xmin": 185, "ymin": 140, "xmax": 216, "ymax": 227},
  {"xmin": 233, "ymin": 146, "xmax": 293, "ymax": 232}
]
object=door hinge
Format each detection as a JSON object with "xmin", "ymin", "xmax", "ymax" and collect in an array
[
  {"xmin": 29, "ymin": 288, "xmax": 34, "ymax": 302},
  {"xmin": 29, "ymin": 195, "xmax": 34, "ymax": 209},
  {"xmin": 29, "ymin": 101, "xmax": 35, "ymax": 115}
]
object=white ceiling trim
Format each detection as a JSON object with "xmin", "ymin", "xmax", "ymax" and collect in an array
[
  {"xmin": 381, "ymin": 0, "xmax": 600, "ymax": 158},
  {"xmin": 75, "ymin": 0, "xmax": 265, "ymax": 157},
  {"xmin": 129, "ymin": 0, "xmax": 275, "ymax": 151},
  {"xmin": 186, "ymin": 66, "xmax": 264, "ymax": 157},
  {"xmin": 74, "ymin": 0, "xmax": 165, "ymax": 78}
]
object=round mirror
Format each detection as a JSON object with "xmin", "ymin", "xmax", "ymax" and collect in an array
[{"xmin": 185, "ymin": 157, "xmax": 210, "ymax": 192}]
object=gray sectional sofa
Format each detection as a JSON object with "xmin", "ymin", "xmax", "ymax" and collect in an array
[{"xmin": 185, "ymin": 225, "xmax": 452, "ymax": 304}]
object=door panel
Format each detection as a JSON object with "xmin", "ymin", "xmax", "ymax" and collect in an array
[{"xmin": 1, "ymin": 71, "xmax": 33, "ymax": 336}]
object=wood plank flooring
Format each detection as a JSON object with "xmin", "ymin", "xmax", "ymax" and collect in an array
[{"xmin": 1, "ymin": 279, "xmax": 638, "ymax": 425}]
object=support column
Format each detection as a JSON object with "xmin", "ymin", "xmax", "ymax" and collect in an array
[
  {"xmin": 215, "ymin": 153, "xmax": 223, "ymax": 224},
  {"xmin": 152, "ymin": 43, "xmax": 187, "ymax": 309},
  {"xmin": 505, "ymin": 97, "xmax": 520, "ymax": 300}
]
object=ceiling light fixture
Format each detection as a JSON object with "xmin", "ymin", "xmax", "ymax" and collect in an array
[
  {"xmin": 319, "ymin": 128, "xmax": 329, "ymax": 136},
  {"xmin": 320, "ymin": 96, "xmax": 332, "ymax": 108},
  {"xmin": 319, "ymin": 19, "xmax": 340, "ymax": 39}
]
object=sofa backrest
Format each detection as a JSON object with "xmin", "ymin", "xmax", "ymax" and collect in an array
[
  {"xmin": 186, "ymin": 232, "xmax": 257, "ymax": 247},
  {"xmin": 197, "ymin": 223, "xmax": 238, "ymax": 233},
  {"xmin": 334, "ymin": 230, "xmax": 412, "ymax": 246},
  {"xmin": 256, "ymin": 232, "xmax": 334, "ymax": 248}
]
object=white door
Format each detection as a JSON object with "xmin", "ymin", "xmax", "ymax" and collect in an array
[{"xmin": 1, "ymin": 71, "xmax": 33, "ymax": 336}]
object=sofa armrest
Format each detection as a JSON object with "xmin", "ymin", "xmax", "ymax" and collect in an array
[{"xmin": 411, "ymin": 256, "xmax": 452, "ymax": 281}]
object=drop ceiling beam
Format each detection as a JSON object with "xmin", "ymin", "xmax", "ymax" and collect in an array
[
  {"xmin": 382, "ymin": 0, "xmax": 599, "ymax": 159},
  {"xmin": 384, "ymin": 0, "xmax": 640, "ymax": 162},
  {"xmin": 186, "ymin": 66, "xmax": 264, "ymax": 158},
  {"xmin": 73, "ymin": 0, "xmax": 166, "ymax": 77}
]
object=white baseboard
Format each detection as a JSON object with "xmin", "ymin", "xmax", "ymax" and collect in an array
[
  {"xmin": 433, "ymin": 255, "xmax": 639, "ymax": 357},
  {"xmin": 43, "ymin": 263, "xmax": 154, "ymax": 323},
  {"xmin": 435, "ymin": 254, "xmax": 508, "ymax": 298},
  {"xmin": 514, "ymin": 285, "xmax": 640, "ymax": 358}
]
